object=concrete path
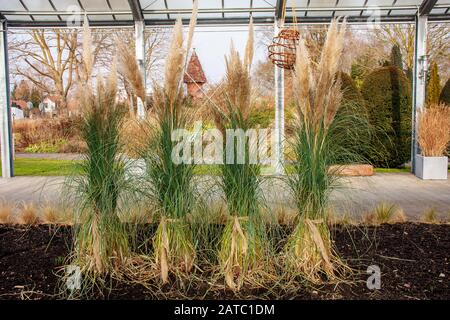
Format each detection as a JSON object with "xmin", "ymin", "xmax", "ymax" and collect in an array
[
  {"xmin": 15, "ymin": 153, "xmax": 83, "ymax": 160},
  {"xmin": 0, "ymin": 173, "xmax": 449, "ymax": 220}
]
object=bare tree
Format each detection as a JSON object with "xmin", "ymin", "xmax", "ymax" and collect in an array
[
  {"xmin": 145, "ymin": 28, "xmax": 170, "ymax": 84},
  {"xmin": 9, "ymin": 28, "xmax": 114, "ymax": 113},
  {"xmin": 8, "ymin": 25, "xmax": 172, "ymax": 118},
  {"xmin": 9, "ymin": 29, "xmax": 79, "ymax": 112},
  {"xmin": 372, "ymin": 23, "xmax": 450, "ymax": 81}
]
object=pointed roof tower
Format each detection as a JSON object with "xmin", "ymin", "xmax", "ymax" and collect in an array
[{"xmin": 184, "ymin": 49, "xmax": 207, "ymax": 84}]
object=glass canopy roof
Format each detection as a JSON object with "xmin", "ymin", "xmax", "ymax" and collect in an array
[{"xmin": 0, "ymin": 0, "xmax": 449, "ymax": 27}]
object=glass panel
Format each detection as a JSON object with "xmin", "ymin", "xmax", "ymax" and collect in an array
[
  {"xmin": 291, "ymin": 0, "xmax": 312, "ymax": 7},
  {"xmin": 224, "ymin": 12, "xmax": 250, "ymax": 18},
  {"xmin": 143, "ymin": 13, "xmax": 168, "ymax": 19},
  {"xmin": 197, "ymin": 12, "xmax": 223, "ymax": 18},
  {"xmin": 79, "ymin": 0, "xmax": 111, "ymax": 11},
  {"xmin": 394, "ymin": 0, "xmax": 423, "ymax": 5},
  {"xmin": 430, "ymin": 7, "xmax": 448, "ymax": 14},
  {"xmin": 88, "ymin": 14, "xmax": 115, "ymax": 21},
  {"xmin": 307, "ymin": 0, "xmax": 339, "ymax": 8},
  {"xmin": 169, "ymin": 13, "xmax": 193, "ymax": 19},
  {"xmin": 166, "ymin": 0, "xmax": 192, "ymax": 9},
  {"xmin": 52, "ymin": 0, "xmax": 80, "ymax": 11},
  {"xmin": 285, "ymin": 10, "xmax": 307, "ymax": 17},
  {"xmin": 139, "ymin": 0, "xmax": 166, "ymax": 10},
  {"xmin": 22, "ymin": 0, "xmax": 54, "ymax": 11},
  {"xmin": 1, "ymin": 0, "xmax": 27, "ymax": 11},
  {"xmin": 224, "ymin": 0, "xmax": 250, "ymax": 8},
  {"xmin": 252, "ymin": 11, "xmax": 275, "ymax": 17},
  {"xmin": 107, "ymin": 0, "xmax": 131, "ymax": 10},
  {"xmin": 115, "ymin": 14, "xmax": 134, "ymax": 20},
  {"xmin": 198, "ymin": 0, "xmax": 222, "ymax": 9},
  {"xmin": 252, "ymin": 0, "xmax": 276, "ymax": 8},
  {"xmin": 306, "ymin": 10, "xmax": 334, "ymax": 17},
  {"xmin": 392, "ymin": 9, "xmax": 419, "ymax": 15},
  {"xmin": 366, "ymin": 0, "xmax": 395, "ymax": 6},
  {"xmin": 4, "ymin": 15, "xmax": 32, "ymax": 21},
  {"xmin": 336, "ymin": 0, "xmax": 366, "ymax": 7},
  {"xmin": 337, "ymin": 10, "xmax": 362, "ymax": 16},
  {"xmin": 33, "ymin": 15, "xmax": 63, "ymax": 21},
  {"xmin": 362, "ymin": 9, "xmax": 389, "ymax": 15}
]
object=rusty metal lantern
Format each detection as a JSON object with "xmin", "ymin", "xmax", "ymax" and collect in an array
[{"xmin": 268, "ymin": 28, "xmax": 300, "ymax": 70}]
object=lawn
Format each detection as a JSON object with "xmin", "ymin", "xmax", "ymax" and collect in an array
[
  {"xmin": 2, "ymin": 161, "xmax": 276, "ymax": 176},
  {"xmin": 374, "ymin": 167, "xmax": 411, "ymax": 173},
  {"xmin": 1, "ymin": 158, "xmax": 83, "ymax": 176},
  {"xmin": 0, "ymin": 159, "xmax": 446, "ymax": 176}
]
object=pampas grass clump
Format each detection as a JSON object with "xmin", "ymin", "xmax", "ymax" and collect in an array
[
  {"xmin": 212, "ymin": 18, "xmax": 270, "ymax": 291},
  {"xmin": 362, "ymin": 202, "xmax": 406, "ymax": 225},
  {"xmin": 285, "ymin": 19, "xmax": 363, "ymax": 282},
  {"xmin": 137, "ymin": 3, "xmax": 199, "ymax": 283},
  {"xmin": 42, "ymin": 204, "xmax": 60, "ymax": 224},
  {"xmin": 422, "ymin": 207, "xmax": 438, "ymax": 223},
  {"xmin": 18, "ymin": 203, "xmax": 39, "ymax": 225},
  {"xmin": 0, "ymin": 202, "xmax": 13, "ymax": 224},
  {"xmin": 418, "ymin": 103, "xmax": 450, "ymax": 157},
  {"xmin": 65, "ymin": 17, "xmax": 135, "ymax": 285}
]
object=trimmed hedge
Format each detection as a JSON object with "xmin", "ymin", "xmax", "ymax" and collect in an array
[
  {"xmin": 336, "ymin": 72, "xmax": 373, "ymax": 164},
  {"xmin": 361, "ymin": 66, "xmax": 412, "ymax": 167},
  {"xmin": 340, "ymin": 72, "xmax": 366, "ymax": 108},
  {"xmin": 440, "ymin": 77, "xmax": 450, "ymax": 106}
]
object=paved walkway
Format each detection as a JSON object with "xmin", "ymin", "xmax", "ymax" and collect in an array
[
  {"xmin": 0, "ymin": 173, "xmax": 449, "ymax": 220},
  {"xmin": 15, "ymin": 153, "xmax": 83, "ymax": 160}
]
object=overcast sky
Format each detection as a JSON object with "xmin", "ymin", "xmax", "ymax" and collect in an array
[{"xmin": 189, "ymin": 26, "xmax": 268, "ymax": 83}]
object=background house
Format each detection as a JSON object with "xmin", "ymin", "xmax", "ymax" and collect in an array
[
  {"xmin": 10, "ymin": 100, "xmax": 27, "ymax": 120},
  {"xmin": 42, "ymin": 95, "xmax": 59, "ymax": 115},
  {"xmin": 183, "ymin": 49, "xmax": 207, "ymax": 99}
]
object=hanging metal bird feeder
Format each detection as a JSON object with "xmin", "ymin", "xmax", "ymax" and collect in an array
[{"xmin": 268, "ymin": 28, "xmax": 300, "ymax": 70}]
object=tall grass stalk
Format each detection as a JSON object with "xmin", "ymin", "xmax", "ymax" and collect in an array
[
  {"xmin": 212, "ymin": 18, "xmax": 267, "ymax": 291},
  {"xmin": 285, "ymin": 19, "xmax": 368, "ymax": 282},
  {"xmin": 139, "ymin": 15, "xmax": 198, "ymax": 283}
]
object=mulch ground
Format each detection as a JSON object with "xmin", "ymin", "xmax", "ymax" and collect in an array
[{"xmin": 0, "ymin": 223, "xmax": 448, "ymax": 300}]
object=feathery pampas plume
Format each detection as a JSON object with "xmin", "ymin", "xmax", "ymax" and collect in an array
[
  {"xmin": 116, "ymin": 38, "xmax": 146, "ymax": 103},
  {"xmin": 219, "ymin": 40, "xmax": 252, "ymax": 120},
  {"xmin": 418, "ymin": 103, "xmax": 450, "ymax": 157},
  {"xmin": 185, "ymin": 0, "xmax": 198, "ymax": 65},
  {"xmin": 82, "ymin": 15, "xmax": 93, "ymax": 82},
  {"xmin": 164, "ymin": 18, "xmax": 185, "ymax": 102},
  {"xmin": 244, "ymin": 16, "xmax": 254, "ymax": 73},
  {"xmin": 293, "ymin": 19, "xmax": 347, "ymax": 130}
]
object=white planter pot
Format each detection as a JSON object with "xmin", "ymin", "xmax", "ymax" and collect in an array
[{"xmin": 415, "ymin": 155, "xmax": 448, "ymax": 180}]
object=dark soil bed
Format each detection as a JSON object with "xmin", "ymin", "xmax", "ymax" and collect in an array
[{"xmin": 0, "ymin": 223, "xmax": 448, "ymax": 300}]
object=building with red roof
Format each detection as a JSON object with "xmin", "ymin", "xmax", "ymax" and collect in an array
[{"xmin": 183, "ymin": 49, "xmax": 207, "ymax": 99}]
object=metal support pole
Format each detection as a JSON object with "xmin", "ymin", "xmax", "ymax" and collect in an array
[
  {"xmin": 274, "ymin": 20, "xmax": 284, "ymax": 175},
  {"xmin": 0, "ymin": 20, "xmax": 13, "ymax": 178},
  {"xmin": 135, "ymin": 20, "xmax": 146, "ymax": 119},
  {"xmin": 411, "ymin": 14, "xmax": 428, "ymax": 175}
]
